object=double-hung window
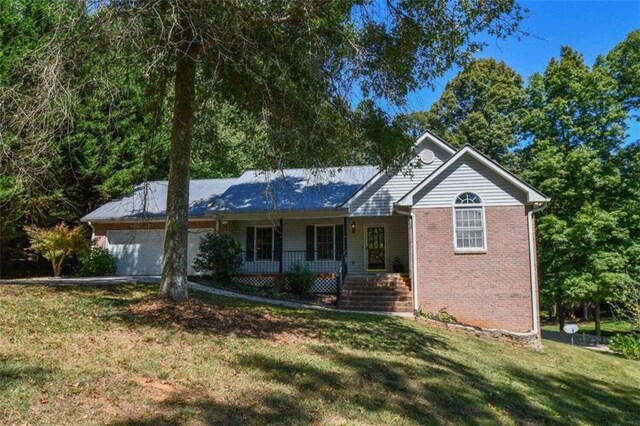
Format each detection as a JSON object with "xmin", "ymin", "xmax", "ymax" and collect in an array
[
  {"xmin": 453, "ymin": 192, "xmax": 486, "ymax": 251},
  {"xmin": 315, "ymin": 225, "xmax": 335, "ymax": 260},
  {"xmin": 255, "ymin": 226, "xmax": 274, "ymax": 260}
]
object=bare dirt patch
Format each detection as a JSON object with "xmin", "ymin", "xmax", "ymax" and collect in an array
[{"xmin": 133, "ymin": 376, "xmax": 180, "ymax": 403}]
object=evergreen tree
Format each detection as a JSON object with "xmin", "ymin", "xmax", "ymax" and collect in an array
[{"xmin": 3, "ymin": 0, "xmax": 525, "ymax": 300}]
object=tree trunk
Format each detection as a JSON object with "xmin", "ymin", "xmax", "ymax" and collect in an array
[
  {"xmin": 556, "ymin": 298, "xmax": 565, "ymax": 331},
  {"xmin": 594, "ymin": 300, "xmax": 602, "ymax": 343},
  {"xmin": 582, "ymin": 301, "xmax": 589, "ymax": 321},
  {"xmin": 159, "ymin": 40, "xmax": 201, "ymax": 302},
  {"xmin": 51, "ymin": 258, "xmax": 59, "ymax": 277}
]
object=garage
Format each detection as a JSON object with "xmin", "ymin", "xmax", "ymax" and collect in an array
[{"xmin": 106, "ymin": 229, "xmax": 209, "ymax": 275}]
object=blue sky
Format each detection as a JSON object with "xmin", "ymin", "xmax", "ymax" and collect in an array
[{"xmin": 400, "ymin": 0, "xmax": 640, "ymax": 142}]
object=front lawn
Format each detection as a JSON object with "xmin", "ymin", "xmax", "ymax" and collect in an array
[{"xmin": 1, "ymin": 284, "xmax": 638, "ymax": 425}]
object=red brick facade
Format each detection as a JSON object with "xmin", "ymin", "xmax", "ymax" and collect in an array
[{"xmin": 413, "ymin": 206, "xmax": 535, "ymax": 332}]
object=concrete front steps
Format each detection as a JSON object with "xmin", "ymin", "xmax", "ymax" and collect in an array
[{"xmin": 339, "ymin": 273, "xmax": 413, "ymax": 312}]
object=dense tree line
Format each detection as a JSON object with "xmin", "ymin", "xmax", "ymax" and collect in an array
[
  {"xmin": 0, "ymin": 1, "xmax": 637, "ymax": 328},
  {"xmin": 399, "ymin": 31, "xmax": 640, "ymax": 336},
  {"xmin": 2, "ymin": 0, "xmax": 523, "ymax": 297}
]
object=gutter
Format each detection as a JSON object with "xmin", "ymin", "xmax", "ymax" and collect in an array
[
  {"xmin": 395, "ymin": 206, "xmax": 419, "ymax": 312},
  {"xmin": 527, "ymin": 202, "xmax": 548, "ymax": 334}
]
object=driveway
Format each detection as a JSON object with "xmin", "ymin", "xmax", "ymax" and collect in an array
[
  {"xmin": 0, "ymin": 275, "xmax": 161, "ymax": 285},
  {"xmin": 541, "ymin": 329, "xmax": 611, "ymax": 352}
]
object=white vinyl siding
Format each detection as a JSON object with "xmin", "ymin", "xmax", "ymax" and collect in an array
[
  {"xmin": 228, "ymin": 217, "xmax": 343, "ymax": 274},
  {"xmin": 228, "ymin": 220, "xmax": 279, "ymax": 270},
  {"xmin": 227, "ymin": 216, "xmax": 408, "ymax": 275},
  {"xmin": 412, "ymin": 156, "xmax": 527, "ymax": 208},
  {"xmin": 346, "ymin": 215, "xmax": 409, "ymax": 274},
  {"xmin": 280, "ymin": 218, "xmax": 343, "ymax": 251},
  {"xmin": 349, "ymin": 141, "xmax": 452, "ymax": 216}
]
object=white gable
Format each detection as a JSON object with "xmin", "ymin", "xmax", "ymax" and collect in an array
[
  {"xmin": 396, "ymin": 145, "xmax": 549, "ymax": 208},
  {"xmin": 348, "ymin": 136, "xmax": 454, "ymax": 216},
  {"xmin": 410, "ymin": 155, "xmax": 527, "ymax": 207}
]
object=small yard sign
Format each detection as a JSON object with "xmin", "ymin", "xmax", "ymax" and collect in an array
[{"xmin": 563, "ymin": 324, "xmax": 579, "ymax": 345}]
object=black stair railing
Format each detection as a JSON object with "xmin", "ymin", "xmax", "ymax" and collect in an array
[{"xmin": 337, "ymin": 250, "xmax": 348, "ymax": 306}]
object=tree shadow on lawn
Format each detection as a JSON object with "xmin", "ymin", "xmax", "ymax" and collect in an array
[
  {"xmin": 502, "ymin": 365, "xmax": 640, "ymax": 423},
  {"xmin": 38, "ymin": 284, "xmax": 448, "ymax": 359},
  {"xmin": 102, "ymin": 288, "xmax": 449, "ymax": 360},
  {"xmin": 39, "ymin": 285, "xmax": 640, "ymax": 424},
  {"xmin": 109, "ymin": 348, "xmax": 640, "ymax": 426},
  {"xmin": 0, "ymin": 355, "xmax": 52, "ymax": 393}
]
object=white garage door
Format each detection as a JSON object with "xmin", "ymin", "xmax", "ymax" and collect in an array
[{"xmin": 107, "ymin": 229, "xmax": 209, "ymax": 275}]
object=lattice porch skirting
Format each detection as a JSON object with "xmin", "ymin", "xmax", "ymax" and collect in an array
[{"xmin": 231, "ymin": 273, "xmax": 338, "ymax": 293}]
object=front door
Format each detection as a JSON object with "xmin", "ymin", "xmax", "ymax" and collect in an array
[{"xmin": 365, "ymin": 225, "xmax": 386, "ymax": 271}]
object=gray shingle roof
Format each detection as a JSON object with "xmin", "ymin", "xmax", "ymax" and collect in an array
[{"xmin": 81, "ymin": 166, "xmax": 378, "ymax": 221}]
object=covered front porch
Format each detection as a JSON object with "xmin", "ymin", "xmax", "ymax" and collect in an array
[{"xmin": 218, "ymin": 214, "xmax": 411, "ymax": 300}]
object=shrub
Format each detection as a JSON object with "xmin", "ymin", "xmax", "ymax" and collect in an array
[
  {"xmin": 609, "ymin": 334, "xmax": 640, "ymax": 360},
  {"xmin": 192, "ymin": 232, "xmax": 243, "ymax": 280},
  {"xmin": 286, "ymin": 263, "xmax": 316, "ymax": 295},
  {"xmin": 77, "ymin": 245, "xmax": 117, "ymax": 276},
  {"xmin": 267, "ymin": 285, "xmax": 284, "ymax": 299},
  {"xmin": 25, "ymin": 223, "xmax": 89, "ymax": 276},
  {"xmin": 418, "ymin": 308, "xmax": 457, "ymax": 324}
]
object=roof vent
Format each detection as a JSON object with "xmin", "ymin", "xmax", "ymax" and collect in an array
[{"xmin": 420, "ymin": 149, "xmax": 435, "ymax": 164}]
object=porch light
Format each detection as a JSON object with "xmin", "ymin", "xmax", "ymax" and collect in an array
[{"xmin": 351, "ymin": 221, "xmax": 356, "ymax": 234}]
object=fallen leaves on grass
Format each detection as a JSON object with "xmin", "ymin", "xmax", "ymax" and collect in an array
[{"xmin": 122, "ymin": 297, "xmax": 314, "ymax": 344}]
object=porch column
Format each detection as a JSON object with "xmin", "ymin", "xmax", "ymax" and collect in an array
[
  {"xmin": 279, "ymin": 218, "xmax": 284, "ymax": 274},
  {"xmin": 343, "ymin": 217, "xmax": 348, "ymax": 273}
]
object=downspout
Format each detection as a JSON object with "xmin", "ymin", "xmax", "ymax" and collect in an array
[
  {"xmin": 396, "ymin": 207, "xmax": 419, "ymax": 312},
  {"xmin": 527, "ymin": 202, "xmax": 548, "ymax": 334},
  {"xmin": 87, "ymin": 221, "xmax": 96, "ymax": 241}
]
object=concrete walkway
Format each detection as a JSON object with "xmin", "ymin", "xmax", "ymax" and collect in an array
[
  {"xmin": 0, "ymin": 276, "xmax": 413, "ymax": 318},
  {"xmin": 188, "ymin": 281, "xmax": 413, "ymax": 317}
]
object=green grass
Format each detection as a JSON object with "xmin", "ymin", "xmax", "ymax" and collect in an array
[
  {"xmin": 542, "ymin": 320, "xmax": 634, "ymax": 338},
  {"xmin": 1, "ymin": 284, "xmax": 638, "ymax": 425}
]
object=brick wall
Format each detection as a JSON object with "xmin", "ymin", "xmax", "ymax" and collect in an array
[{"xmin": 414, "ymin": 206, "xmax": 534, "ymax": 332}]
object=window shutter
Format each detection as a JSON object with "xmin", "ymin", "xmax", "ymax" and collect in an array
[
  {"xmin": 335, "ymin": 225, "xmax": 344, "ymax": 260},
  {"xmin": 274, "ymin": 226, "xmax": 283, "ymax": 261},
  {"xmin": 245, "ymin": 227, "xmax": 254, "ymax": 261},
  {"xmin": 306, "ymin": 226, "xmax": 315, "ymax": 261}
]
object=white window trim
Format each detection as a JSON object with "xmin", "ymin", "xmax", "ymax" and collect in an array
[
  {"xmin": 452, "ymin": 193, "xmax": 487, "ymax": 253},
  {"xmin": 254, "ymin": 225, "xmax": 275, "ymax": 261},
  {"xmin": 314, "ymin": 224, "xmax": 336, "ymax": 261}
]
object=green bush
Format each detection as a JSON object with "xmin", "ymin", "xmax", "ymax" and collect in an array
[
  {"xmin": 76, "ymin": 245, "xmax": 117, "ymax": 276},
  {"xmin": 267, "ymin": 285, "xmax": 284, "ymax": 299},
  {"xmin": 609, "ymin": 334, "xmax": 640, "ymax": 360},
  {"xmin": 192, "ymin": 232, "xmax": 244, "ymax": 280},
  {"xmin": 286, "ymin": 263, "xmax": 316, "ymax": 295}
]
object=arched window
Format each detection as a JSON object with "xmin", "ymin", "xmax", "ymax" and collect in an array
[{"xmin": 453, "ymin": 192, "xmax": 486, "ymax": 250}]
